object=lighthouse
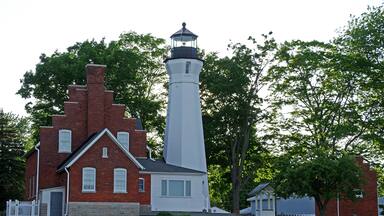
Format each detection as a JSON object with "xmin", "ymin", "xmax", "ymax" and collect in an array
[
  {"xmin": 164, "ymin": 22, "xmax": 207, "ymax": 173},
  {"xmin": 163, "ymin": 23, "xmax": 210, "ymax": 211}
]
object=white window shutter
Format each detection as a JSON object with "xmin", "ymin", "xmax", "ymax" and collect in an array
[
  {"xmin": 185, "ymin": 180, "xmax": 191, "ymax": 196},
  {"xmin": 161, "ymin": 180, "xmax": 167, "ymax": 196}
]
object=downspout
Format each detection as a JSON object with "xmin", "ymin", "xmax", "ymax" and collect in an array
[
  {"xmin": 337, "ymin": 193, "xmax": 340, "ymax": 216},
  {"xmin": 146, "ymin": 145, "xmax": 153, "ymax": 161},
  {"xmin": 65, "ymin": 167, "xmax": 70, "ymax": 216},
  {"xmin": 34, "ymin": 143, "xmax": 40, "ymax": 200},
  {"xmin": 34, "ymin": 143, "xmax": 40, "ymax": 216}
]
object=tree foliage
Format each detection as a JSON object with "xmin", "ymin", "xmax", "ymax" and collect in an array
[
  {"xmin": 0, "ymin": 109, "xmax": 28, "ymax": 210},
  {"xmin": 273, "ymin": 154, "xmax": 362, "ymax": 216},
  {"xmin": 266, "ymin": 39, "xmax": 381, "ymax": 158},
  {"xmin": 201, "ymin": 34, "xmax": 276, "ymax": 213},
  {"xmin": 265, "ymin": 39, "xmax": 376, "ymax": 215},
  {"xmin": 17, "ymin": 32, "xmax": 167, "ymax": 152},
  {"xmin": 335, "ymin": 4, "xmax": 384, "ymax": 158},
  {"xmin": 267, "ymin": 4, "xmax": 384, "ymax": 214}
]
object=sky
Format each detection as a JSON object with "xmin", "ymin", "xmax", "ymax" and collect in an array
[{"xmin": 0, "ymin": 0, "xmax": 382, "ymax": 116}]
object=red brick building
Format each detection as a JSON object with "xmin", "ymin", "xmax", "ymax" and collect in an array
[
  {"xmin": 25, "ymin": 64, "xmax": 207, "ymax": 216},
  {"xmin": 316, "ymin": 157, "xmax": 378, "ymax": 216}
]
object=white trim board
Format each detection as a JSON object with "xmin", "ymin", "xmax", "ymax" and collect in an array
[{"xmin": 64, "ymin": 128, "xmax": 144, "ymax": 170}]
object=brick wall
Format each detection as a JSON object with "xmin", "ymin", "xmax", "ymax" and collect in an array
[
  {"xmin": 69, "ymin": 134, "xmax": 150, "ymax": 204},
  {"xmin": 317, "ymin": 157, "xmax": 378, "ymax": 216},
  {"xmin": 25, "ymin": 64, "xmax": 149, "ymax": 204},
  {"xmin": 25, "ymin": 151, "xmax": 37, "ymax": 200},
  {"xmin": 138, "ymin": 174, "xmax": 151, "ymax": 204},
  {"xmin": 34, "ymin": 64, "xmax": 147, "ymax": 189}
]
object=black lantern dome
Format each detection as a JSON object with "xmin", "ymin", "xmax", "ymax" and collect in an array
[{"xmin": 169, "ymin": 22, "xmax": 198, "ymax": 59}]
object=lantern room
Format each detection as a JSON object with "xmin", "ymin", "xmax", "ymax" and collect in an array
[{"xmin": 169, "ymin": 22, "xmax": 198, "ymax": 59}]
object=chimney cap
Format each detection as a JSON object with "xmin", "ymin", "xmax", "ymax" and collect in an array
[{"xmin": 86, "ymin": 64, "xmax": 107, "ymax": 68}]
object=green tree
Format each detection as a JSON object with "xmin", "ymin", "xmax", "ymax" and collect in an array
[
  {"xmin": 0, "ymin": 109, "xmax": 28, "ymax": 210},
  {"xmin": 17, "ymin": 32, "xmax": 167, "ymax": 152},
  {"xmin": 335, "ymin": 4, "xmax": 384, "ymax": 158},
  {"xmin": 201, "ymin": 34, "xmax": 276, "ymax": 213},
  {"xmin": 267, "ymin": 39, "xmax": 381, "ymax": 161},
  {"xmin": 273, "ymin": 154, "xmax": 362, "ymax": 216},
  {"xmin": 266, "ymin": 14, "xmax": 383, "ymax": 212}
]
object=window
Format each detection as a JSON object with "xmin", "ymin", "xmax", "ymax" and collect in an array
[
  {"xmin": 82, "ymin": 167, "xmax": 96, "ymax": 192},
  {"xmin": 185, "ymin": 180, "xmax": 191, "ymax": 196},
  {"xmin": 114, "ymin": 168, "xmax": 127, "ymax": 193},
  {"xmin": 117, "ymin": 132, "xmax": 129, "ymax": 151},
  {"xmin": 58, "ymin": 129, "xmax": 71, "ymax": 153},
  {"xmin": 102, "ymin": 147, "xmax": 108, "ymax": 158},
  {"xmin": 161, "ymin": 180, "xmax": 167, "ymax": 196},
  {"xmin": 169, "ymin": 180, "xmax": 184, "ymax": 196},
  {"xmin": 161, "ymin": 180, "xmax": 191, "ymax": 197},
  {"xmin": 185, "ymin": 61, "xmax": 191, "ymax": 74},
  {"xmin": 354, "ymin": 189, "xmax": 364, "ymax": 198},
  {"xmin": 139, "ymin": 178, "xmax": 145, "ymax": 192}
]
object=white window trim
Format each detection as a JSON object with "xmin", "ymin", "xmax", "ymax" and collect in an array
[
  {"xmin": 114, "ymin": 168, "xmax": 127, "ymax": 193},
  {"xmin": 161, "ymin": 179, "xmax": 191, "ymax": 197},
  {"xmin": 102, "ymin": 147, "xmax": 108, "ymax": 158},
  {"xmin": 82, "ymin": 167, "xmax": 96, "ymax": 192},
  {"xmin": 58, "ymin": 129, "xmax": 72, "ymax": 153},
  {"xmin": 117, "ymin": 131, "xmax": 129, "ymax": 151},
  {"xmin": 139, "ymin": 178, "xmax": 145, "ymax": 192}
]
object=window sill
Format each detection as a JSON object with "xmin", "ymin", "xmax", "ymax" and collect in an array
[
  {"xmin": 82, "ymin": 190, "xmax": 96, "ymax": 193},
  {"xmin": 58, "ymin": 151, "xmax": 72, "ymax": 153},
  {"xmin": 139, "ymin": 190, "xmax": 145, "ymax": 193},
  {"xmin": 113, "ymin": 191, "xmax": 127, "ymax": 194},
  {"xmin": 160, "ymin": 196, "xmax": 192, "ymax": 198}
]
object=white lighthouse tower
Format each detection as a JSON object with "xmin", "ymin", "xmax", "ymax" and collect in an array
[
  {"xmin": 163, "ymin": 23, "xmax": 209, "ymax": 210},
  {"xmin": 164, "ymin": 22, "xmax": 207, "ymax": 173}
]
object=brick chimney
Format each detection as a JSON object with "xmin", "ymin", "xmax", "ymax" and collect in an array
[{"xmin": 86, "ymin": 64, "xmax": 106, "ymax": 136}]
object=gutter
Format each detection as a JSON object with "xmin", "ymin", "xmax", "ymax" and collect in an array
[{"xmin": 65, "ymin": 167, "xmax": 70, "ymax": 216}]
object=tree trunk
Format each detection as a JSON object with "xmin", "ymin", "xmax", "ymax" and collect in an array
[
  {"xmin": 231, "ymin": 165, "xmax": 240, "ymax": 214},
  {"xmin": 315, "ymin": 197, "xmax": 328, "ymax": 216},
  {"xmin": 319, "ymin": 208, "xmax": 326, "ymax": 216}
]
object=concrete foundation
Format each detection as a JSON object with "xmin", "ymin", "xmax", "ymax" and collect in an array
[
  {"xmin": 140, "ymin": 205, "xmax": 152, "ymax": 215},
  {"xmin": 68, "ymin": 202, "xmax": 140, "ymax": 216}
]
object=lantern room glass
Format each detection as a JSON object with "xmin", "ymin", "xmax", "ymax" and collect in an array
[{"xmin": 171, "ymin": 35, "xmax": 197, "ymax": 48}]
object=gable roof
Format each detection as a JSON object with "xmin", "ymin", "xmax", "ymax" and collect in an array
[
  {"xmin": 57, "ymin": 128, "xmax": 144, "ymax": 172},
  {"xmin": 248, "ymin": 182, "xmax": 271, "ymax": 196},
  {"xmin": 137, "ymin": 158, "xmax": 205, "ymax": 174}
]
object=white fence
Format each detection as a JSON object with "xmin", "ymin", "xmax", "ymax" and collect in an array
[{"xmin": 6, "ymin": 200, "xmax": 38, "ymax": 216}]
